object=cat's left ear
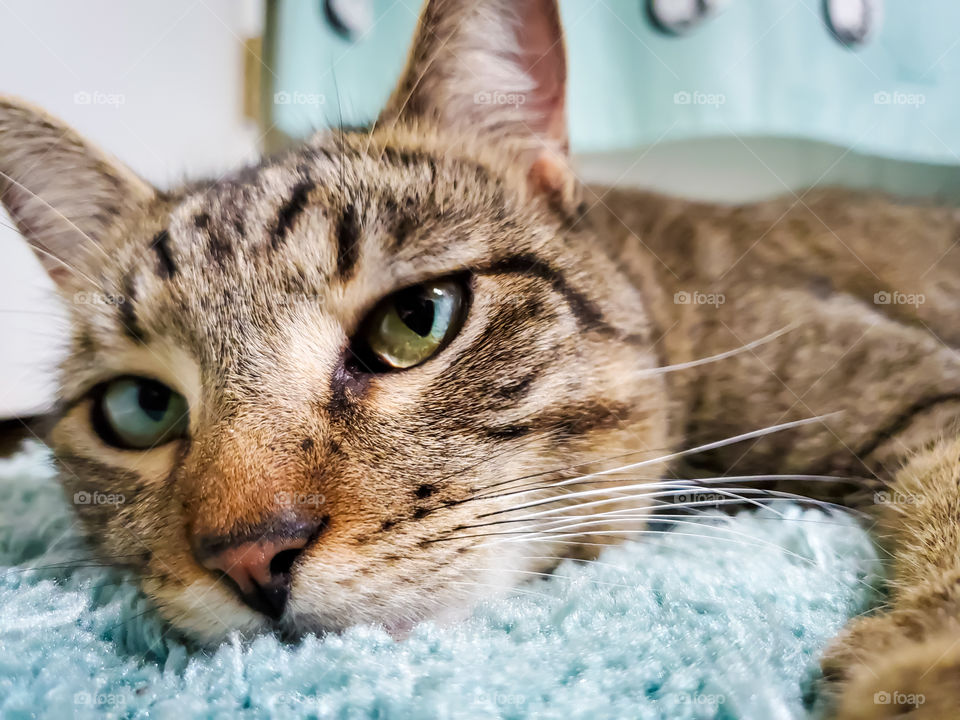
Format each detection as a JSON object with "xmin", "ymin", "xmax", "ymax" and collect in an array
[
  {"xmin": 0, "ymin": 97, "xmax": 156, "ymax": 286},
  {"xmin": 379, "ymin": 0, "xmax": 571, "ymax": 200}
]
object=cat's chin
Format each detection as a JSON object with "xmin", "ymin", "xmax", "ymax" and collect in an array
[
  {"xmin": 380, "ymin": 604, "xmax": 475, "ymax": 640},
  {"xmin": 278, "ymin": 614, "xmax": 414, "ymax": 642},
  {"xmin": 279, "ymin": 602, "xmax": 474, "ymax": 643},
  {"xmin": 162, "ymin": 594, "xmax": 476, "ymax": 646}
]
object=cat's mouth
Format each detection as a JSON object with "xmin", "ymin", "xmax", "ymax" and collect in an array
[{"xmin": 212, "ymin": 569, "xmax": 292, "ymax": 621}]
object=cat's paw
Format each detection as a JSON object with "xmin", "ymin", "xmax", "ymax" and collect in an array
[{"xmin": 822, "ymin": 611, "xmax": 960, "ymax": 719}]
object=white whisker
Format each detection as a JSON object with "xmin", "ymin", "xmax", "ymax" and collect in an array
[
  {"xmin": 474, "ymin": 528, "xmax": 879, "ymax": 593},
  {"xmin": 478, "ymin": 516, "xmax": 821, "ymax": 565},
  {"xmin": 472, "ymin": 416, "xmax": 841, "ymax": 502},
  {"xmin": 471, "ymin": 416, "xmax": 834, "ymax": 499},
  {"xmin": 479, "ymin": 481, "xmax": 785, "ymax": 521},
  {"xmin": 638, "ymin": 321, "xmax": 802, "ymax": 378},
  {"xmin": 475, "ymin": 470, "xmax": 847, "ymax": 502},
  {"xmin": 493, "ymin": 525, "xmax": 881, "ymax": 595}
]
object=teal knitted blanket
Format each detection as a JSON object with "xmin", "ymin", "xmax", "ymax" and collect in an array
[{"xmin": 0, "ymin": 443, "xmax": 879, "ymax": 719}]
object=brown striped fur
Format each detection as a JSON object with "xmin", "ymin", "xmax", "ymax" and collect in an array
[{"xmin": 2, "ymin": 1, "xmax": 960, "ymax": 715}]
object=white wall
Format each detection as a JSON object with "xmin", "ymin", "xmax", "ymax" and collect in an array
[{"xmin": 0, "ymin": 0, "xmax": 263, "ymax": 416}]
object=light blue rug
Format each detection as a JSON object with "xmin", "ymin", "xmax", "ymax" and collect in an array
[{"xmin": 0, "ymin": 442, "xmax": 880, "ymax": 719}]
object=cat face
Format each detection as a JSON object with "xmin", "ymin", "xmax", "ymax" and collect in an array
[{"xmin": 0, "ymin": 0, "xmax": 670, "ymax": 643}]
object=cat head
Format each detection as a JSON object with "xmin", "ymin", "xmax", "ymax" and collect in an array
[{"xmin": 0, "ymin": 0, "xmax": 670, "ymax": 643}]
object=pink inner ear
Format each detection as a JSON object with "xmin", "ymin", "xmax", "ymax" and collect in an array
[{"xmin": 516, "ymin": 0, "xmax": 568, "ymax": 153}]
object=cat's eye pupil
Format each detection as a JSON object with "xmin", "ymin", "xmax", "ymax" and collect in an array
[
  {"xmin": 395, "ymin": 288, "xmax": 436, "ymax": 337},
  {"xmin": 92, "ymin": 376, "xmax": 189, "ymax": 450},
  {"xmin": 358, "ymin": 278, "xmax": 467, "ymax": 371},
  {"xmin": 138, "ymin": 382, "xmax": 171, "ymax": 421}
]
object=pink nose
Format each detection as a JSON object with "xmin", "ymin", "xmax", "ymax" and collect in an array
[{"xmin": 196, "ymin": 520, "xmax": 322, "ymax": 618}]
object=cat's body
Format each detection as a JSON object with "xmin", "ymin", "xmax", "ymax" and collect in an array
[
  {"xmin": 598, "ymin": 186, "xmax": 960, "ymax": 479},
  {"xmin": 2, "ymin": 1, "xmax": 959, "ymax": 717},
  {"xmin": 597, "ymin": 189, "xmax": 960, "ymax": 719}
]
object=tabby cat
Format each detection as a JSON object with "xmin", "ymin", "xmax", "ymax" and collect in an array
[{"xmin": 2, "ymin": 1, "xmax": 959, "ymax": 717}]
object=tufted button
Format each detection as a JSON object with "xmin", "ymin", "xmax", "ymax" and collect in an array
[
  {"xmin": 646, "ymin": 0, "xmax": 730, "ymax": 36},
  {"xmin": 824, "ymin": 0, "xmax": 884, "ymax": 47},
  {"xmin": 324, "ymin": 0, "xmax": 374, "ymax": 40}
]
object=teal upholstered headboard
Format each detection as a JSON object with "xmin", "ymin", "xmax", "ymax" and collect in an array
[{"xmin": 267, "ymin": 0, "xmax": 960, "ymax": 166}]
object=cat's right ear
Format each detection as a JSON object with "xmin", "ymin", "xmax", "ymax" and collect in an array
[
  {"xmin": 0, "ymin": 97, "xmax": 155, "ymax": 286},
  {"xmin": 379, "ymin": 0, "xmax": 572, "ymax": 201}
]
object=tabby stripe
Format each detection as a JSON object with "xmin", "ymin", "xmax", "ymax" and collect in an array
[
  {"xmin": 151, "ymin": 230, "xmax": 177, "ymax": 279},
  {"xmin": 494, "ymin": 372, "xmax": 539, "ymax": 403},
  {"xmin": 479, "ymin": 254, "xmax": 606, "ymax": 332},
  {"xmin": 271, "ymin": 181, "xmax": 314, "ymax": 249},
  {"xmin": 383, "ymin": 197, "xmax": 418, "ymax": 249},
  {"xmin": 853, "ymin": 392, "xmax": 960, "ymax": 462},
  {"xmin": 482, "ymin": 401, "xmax": 634, "ymax": 442},
  {"xmin": 394, "ymin": 212, "xmax": 416, "ymax": 249},
  {"xmin": 195, "ymin": 212, "xmax": 233, "ymax": 266},
  {"xmin": 439, "ymin": 296, "xmax": 549, "ymax": 408},
  {"xmin": 484, "ymin": 424, "xmax": 533, "ymax": 441},
  {"xmin": 336, "ymin": 203, "xmax": 361, "ymax": 279},
  {"xmin": 380, "ymin": 146, "xmax": 429, "ymax": 168},
  {"xmin": 77, "ymin": 330, "xmax": 96, "ymax": 357},
  {"xmin": 119, "ymin": 273, "xmax": 146, "ymax": 342}
]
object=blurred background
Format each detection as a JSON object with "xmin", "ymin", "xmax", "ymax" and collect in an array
[{"xmin": 2, "ymin": 0, "xmax": 959, "ymax": 420}]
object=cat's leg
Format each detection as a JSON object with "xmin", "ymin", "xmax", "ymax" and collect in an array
[{"xmin": 822, "ymin": 432, "xmax": 960, "ymax": 719}]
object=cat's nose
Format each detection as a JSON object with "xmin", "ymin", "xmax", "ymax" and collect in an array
[{"xmin": 195, "ymin": 519, "xmax": 323, "ymax": 619}]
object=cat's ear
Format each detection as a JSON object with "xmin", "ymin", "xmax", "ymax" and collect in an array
[
  {"xmin": 0, "ymin": 97, "xmax": 155, "ymax": 285},
  {"xmin": 379, "ymin": 0, "xmax": 570, "ymax": 199}
]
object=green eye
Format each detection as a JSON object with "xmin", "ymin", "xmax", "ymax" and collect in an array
[
  {"xmin": 361, "ymin": 279, "xmax": 467, "ymax": 370},
  {"xmin": 92, "ymin": 377, "xmax": 189, "ymax": 449}
]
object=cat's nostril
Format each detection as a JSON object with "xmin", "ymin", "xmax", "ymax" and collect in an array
[
  {"xmin": 195, "ymin": 520, "xmax": 323, "ymax": 620},
  {"xmin": 269, "ymin": 547, "xmax": 304, "ymax": 578}
]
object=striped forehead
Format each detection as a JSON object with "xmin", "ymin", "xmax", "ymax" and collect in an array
[
  {"xmin": 152, "ymin": 143, "xmax": 512, "ymax": 286},
  {"xmin": 94, "ymin": 141, "xmax": 528, "ymax": 354},
  {"xmin": 166, "ymin": 163, "xmax": 353, "ymax": 281}
]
